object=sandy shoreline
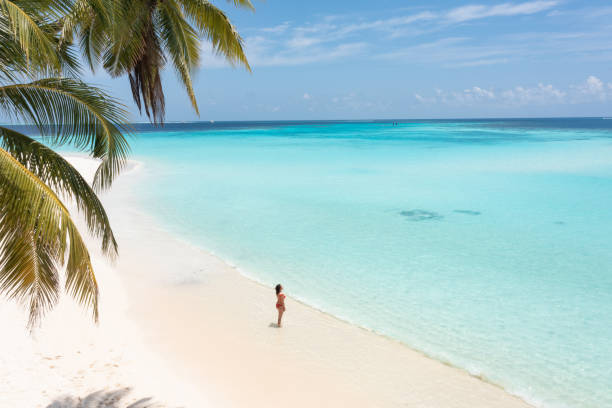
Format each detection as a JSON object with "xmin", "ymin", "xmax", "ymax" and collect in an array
[{"xmin": 1, "ymin": 155, "xmax": 535, "ymax": 407}]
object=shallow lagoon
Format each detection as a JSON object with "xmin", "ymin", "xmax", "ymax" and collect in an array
[{"xmin": 129, "ymin": 119, "xmax": 612, "ymax": 408}]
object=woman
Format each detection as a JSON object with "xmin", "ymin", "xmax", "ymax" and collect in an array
[{"xmin": 275, "ymin": 284, "xmax": 286, "ymax": 327}]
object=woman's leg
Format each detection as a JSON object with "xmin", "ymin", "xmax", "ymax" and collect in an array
[{"xmin": 277, "ymin": 307, "xmax": 284, "ymax": 327}]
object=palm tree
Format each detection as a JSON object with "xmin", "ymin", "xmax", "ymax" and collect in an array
[
  {"xmin": 0, "ymin": 0, "xmax": 251, "ymax": 328},
  {"xmin": 61, "ymin": 0, "xmax": 253, "ymax": 124},
  {"xmin": 0, "ymin": 0, "xmax": 130, "ymax": 328}
]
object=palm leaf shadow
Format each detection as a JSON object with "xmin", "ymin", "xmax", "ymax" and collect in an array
[{"xmin": 46, "ymin": 387, "xmax": 164, "ymax": 408}]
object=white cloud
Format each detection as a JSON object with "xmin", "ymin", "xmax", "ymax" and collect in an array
[
  {"xmin": 252, "ymin": 42, "xmax": 367, "ymax": 67},
  {"xmin": 329, "ymin": 92, "xmax": 390, "ymax": 111},
  {"xmin": 450, "ymin": 58, "xmax": 510, "ymax": 67},
  {"xmin": 585, "ymin": 75, "xmax": 604, "ymax": 93},
  {"xmin": 471, "ymin": 86, "xmax": 495, "ymax": 99},
  {"xmin": 571, "ymin": 75, "xmax": 611, "ymax": 101},
  {"xmin": 261, "ymin": 22, "xmax": 290, "ymax": 34},
  {"xmin": 201, "ymin": 33, "xmax": 367, "ymax": 68},
  {"xmin": 501, "ymin": 83, "xmax": 566, "ymax": 105},
  {"xmin": 378, "ymin": 37, "xmax": 511, "ymax": 67},
  {"xmin": 446, "ymin": 1, "xmax": 558, "ymax": 22},
  {"xmin": 287, "ymin": 36, "xmax": 323, "ymax": 49},
  {"xmin": 578, "ymin": 75, "xmax": 604, "ymax": 94},
  {"xmin": 293, "ymin": 22, "xmax": 336, "ymax": 35},
  {"xmin": 413, "ymin": 76, "xmax": 612, "ymax": 108},
  {"xmin": 200, "ymin": 1, "xmax": 604, "ymax": 69},
  {"xmin": 336, "ymin": 11, "xmax": 436, "ymax": 36},
  {"xmin": 414, "ymin": 93, "xmax": 437, "ymax": 104},
  {"xmin": 244, "ymin": 2, "xmax": 559, "ymax": 69},
  {"xmin": 306, "ymin": 2, "xmax": 556, "ymax": 41},
  {"xmin": 441, "ymin": 86, "xmax": 497, "ymax": 104},
  {"xmin": 303, "ymin": 93, "xmax": 311, "ymax": 100},
  {"xmin": 415, "ymin": 81, "xmax": 571, "ymax": 107}
]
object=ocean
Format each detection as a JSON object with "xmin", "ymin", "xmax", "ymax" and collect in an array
[{"xmin": 77, "ymin": 119, "xmax": 612, "ymax": 407}]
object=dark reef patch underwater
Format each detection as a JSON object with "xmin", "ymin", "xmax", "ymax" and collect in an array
[
  {"xmin": 399, "ymin": 210, "xmax": 443, "ymax": 221},
  {"xmin": 454, "ymin": 210, "xmax": 481, "ymax": 215}
]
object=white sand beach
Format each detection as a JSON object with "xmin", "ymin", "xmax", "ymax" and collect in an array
[{"xmin": 0, "ymin": 156, "xmax": 535, "ymax": 408}]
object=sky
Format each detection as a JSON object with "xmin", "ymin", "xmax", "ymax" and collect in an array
[{"xmin": 87, "ymin": 0, "xmax": 612, "ymax": 121}]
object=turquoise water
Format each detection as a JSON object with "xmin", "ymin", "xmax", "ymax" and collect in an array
[{"xmin": 126, "ymin": 120, "xmax": 610, "ymax": 408}]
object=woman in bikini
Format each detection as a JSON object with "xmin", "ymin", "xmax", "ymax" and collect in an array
[{"xmin": 275, "ymin": 284, "xmax": 286, "ymax": 327}]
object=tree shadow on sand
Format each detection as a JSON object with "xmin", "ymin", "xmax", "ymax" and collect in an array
[{"xmin": 46, "ymin": 388, "xmax": 164, "ymax": 408}]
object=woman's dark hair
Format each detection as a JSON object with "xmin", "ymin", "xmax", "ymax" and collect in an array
[{"xmin": 275, "ymin": 284, "xmax": 282, "ymax": 295}]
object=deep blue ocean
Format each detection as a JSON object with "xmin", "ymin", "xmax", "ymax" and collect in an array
[{"xmin": 52, "ymin": 118, "xmax": 612, "ymax": 408}]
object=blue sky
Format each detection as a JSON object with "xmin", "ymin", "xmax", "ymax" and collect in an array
[{"xmin": 88, "ymin": 0, "xmax": 612, "ymax": 121}]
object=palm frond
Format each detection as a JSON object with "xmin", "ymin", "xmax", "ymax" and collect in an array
[
  {"xmin": 180, "ymin": 0, "xmax": 250, "ymax": 71},
  {"xmin": 0, "ymin": 28, "xmax": 32, "ymax": 81},
  {"xmin": 0, "ymin": 126, "xmax": 118, "ymax": 256},
  {"xmin": 94, "ymin": 1, "xmax": 168, "ymax": 123},
  {"xmin": 0, "ymin": 78, "xmax": 131, "ymax": 190},
  {"xmin": 0, "ymin": 147, "xmax": 98, "ymax": 328},
  {"xmin": 225, "ymin": 0, "xmax": 254, "ymax": 11},
  {"xmin": 60, "ymin": 0, "xmax": 112, "ymax": 71},
  {"xmin": 158, "ymin": 0, "xmax": 200, "ymax": 114},
  {"xmin": 126, "ymin": 25, "xmax": 166, "ymax": 124},
  {"xmin": 101, "ymin": 1, "xmax": 151, "ymax": 76},
  {"xmin": 0, "ymin": 13, "xmax": 80, "ymax": 82},
  {"xmin": 0, "ymin": 2, "xmax": 80, "ymax": 79},
  {"xmin": 0, "ymin": 221, "xmax": 61, "ymax": 328},
  {"xmin": 60, "ymin": 0, "xmax": 251, "ymax": 124},
  {"xmin": 0, "ymin": 0, "xmax": 62, "ymax": 70}
]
